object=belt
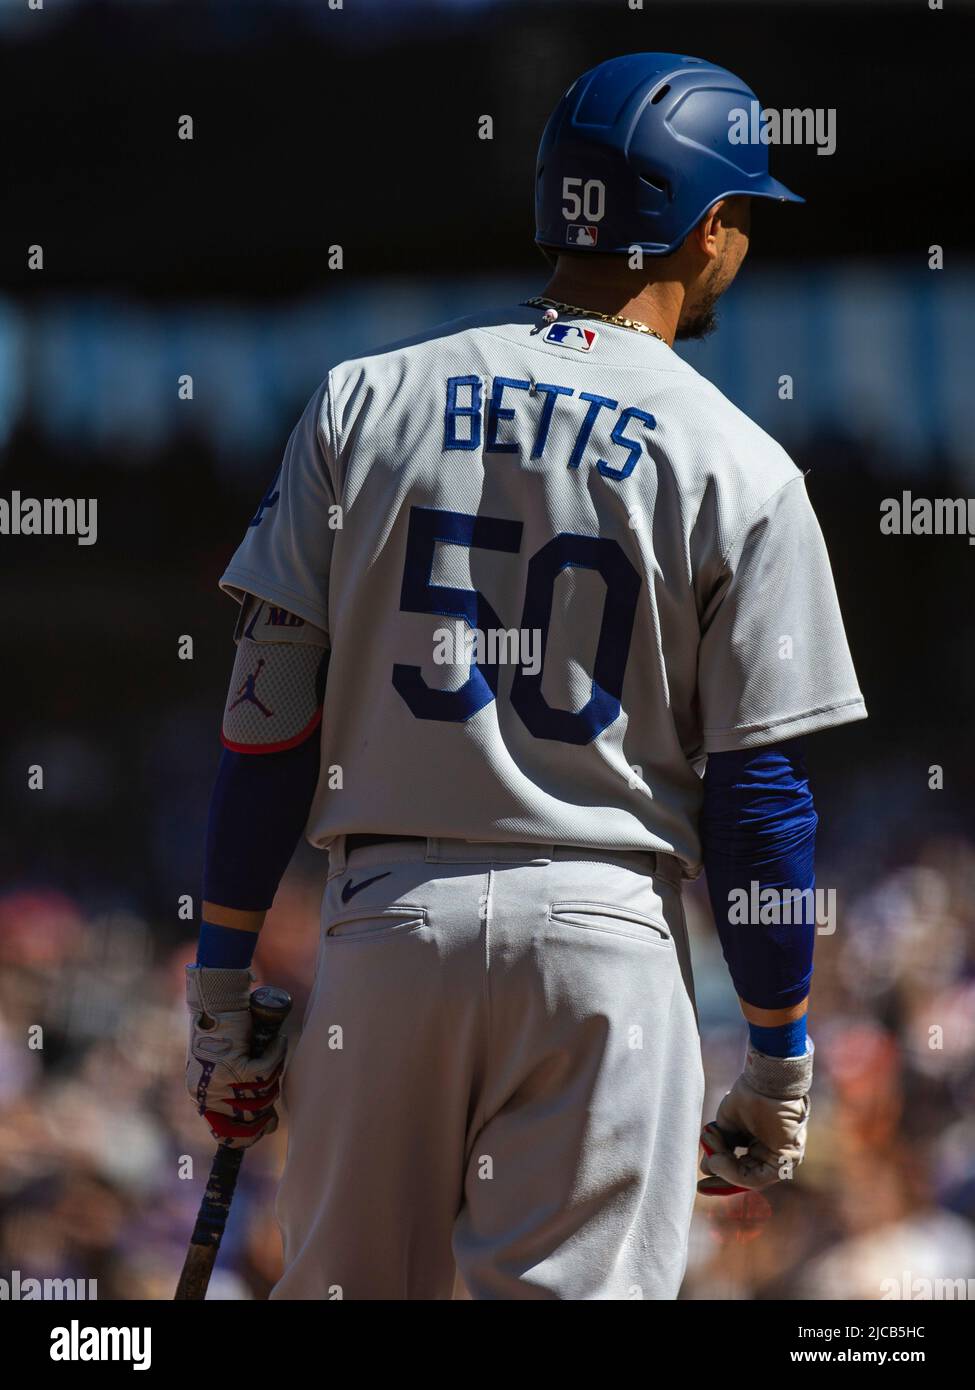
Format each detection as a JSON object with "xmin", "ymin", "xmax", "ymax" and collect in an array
[
  {"xmin": 345, "ymin": 833, "xmax": 423, "ymax": 855},
  {"xmin": 344, "ymin": 833, "xmax": 663, "ymax": 868}
]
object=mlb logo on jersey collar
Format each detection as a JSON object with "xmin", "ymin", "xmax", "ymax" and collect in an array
[{"xmin": 543, "ymin": 323, "xmax": 598, "ymax": 353}]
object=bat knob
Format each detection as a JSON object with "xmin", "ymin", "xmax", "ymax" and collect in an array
[
  {"xmin": 248, "ymin": 985, "xmax": 293, "ymax": 1058},
  {"xmin": 250, "ymin": 984, "xmax": 292, "ymax": 1018}
]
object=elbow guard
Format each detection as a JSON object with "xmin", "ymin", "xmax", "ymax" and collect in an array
[
  {"xmin": 222, "ymin": 597, "xmax": 329, "ymax": 754},
  {"xmin": 203, "ymin": 595, "xmax": 328, "ymax": 912}
]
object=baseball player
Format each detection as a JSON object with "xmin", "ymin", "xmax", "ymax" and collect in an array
[{"xmin": 185, "ymin": 53, "xmax": 866, "ymax": 1300}]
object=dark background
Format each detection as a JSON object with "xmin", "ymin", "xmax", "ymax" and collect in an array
[
  {"xmin": 1, "ymin": 0, "xmax": 973, "ymax": 1303},
  {"xmin": 2, "ymin": 1, "xmax": 971, "ymax": 289}
]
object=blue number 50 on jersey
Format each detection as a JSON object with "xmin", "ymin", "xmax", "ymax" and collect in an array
[{"xmin": 393, "ymin": 506, "xmax": 640, "ymax": 746}]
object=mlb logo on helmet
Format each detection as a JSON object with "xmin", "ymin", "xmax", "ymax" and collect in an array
[
  {"xmin": 566, "ymin": 224, "xmax": 598, "ymax": 247},
  {"xmin": 543, "ymin": 323, "xmax": 598, "ymax": 353}
]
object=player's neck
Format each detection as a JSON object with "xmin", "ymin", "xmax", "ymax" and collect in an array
[{"xmin": 539, "ymin": 268, "xmax": 683, "ymax": 346}]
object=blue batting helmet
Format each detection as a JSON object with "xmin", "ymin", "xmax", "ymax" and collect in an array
[{"xmin": 535, "ymin": 52, "xmax": 803, "ymax": 257}]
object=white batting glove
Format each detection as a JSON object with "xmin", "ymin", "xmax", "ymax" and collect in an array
[
  {"xmin": 185, "ymin": 966, "xmax": 287, "ymax": 1149},
  {"xmin": 698, "ymin": 1039, "xmax": 813, "ymax": 1195}
]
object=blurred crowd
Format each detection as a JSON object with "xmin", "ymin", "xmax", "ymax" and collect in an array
[
  {"xmin": 0, "ymin": 877, "xmax": 320, "ymax": 1301},
  {"xmin": 682, "ymin": 836, "xmax": 975, "ymax": 1300},
  {"xmin": 2, "ymin": 833, "xmax": 974, "ymax": 1301}
]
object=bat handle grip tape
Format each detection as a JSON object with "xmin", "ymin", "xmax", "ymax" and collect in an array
[{"xmin": 190, "ymin": 1144, "xmax": 245, "ymax": 1248}]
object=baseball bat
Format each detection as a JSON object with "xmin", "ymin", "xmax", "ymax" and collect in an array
[{"xmin": 174, "ymin": 984, "xmax": 293, "ymax": 1301}]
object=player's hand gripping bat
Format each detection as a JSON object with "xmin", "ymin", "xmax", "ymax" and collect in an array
[{"xmin": 174, "ymin": 984, "xmax": 292, "ymax": 1300}]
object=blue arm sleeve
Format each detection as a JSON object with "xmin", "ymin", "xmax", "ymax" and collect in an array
[
  {"xmin": 197, "ymin": 739, "xmax": 320, "ymax": 966},
  {"xmin": 701, "ymin": 740, "xmax": 818, "ymax": 1018}
]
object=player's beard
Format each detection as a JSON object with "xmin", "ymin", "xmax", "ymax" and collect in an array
[
  {"xmin": 675, "ymin": 301, "xmax": 719, "ymax": 341},
  {"xmin": 677, "ymin": 246, "xmax": 741, "ymax": 340}
]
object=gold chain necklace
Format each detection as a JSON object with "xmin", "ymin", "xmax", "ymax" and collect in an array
[{"xmin": 523, "ymin": 295, "xmax": 669, "ymax": 346}]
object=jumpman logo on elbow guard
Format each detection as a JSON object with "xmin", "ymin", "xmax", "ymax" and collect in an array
[{"xmin": 229, "ymin": 659, "xmax": 274, "ymax": 719}]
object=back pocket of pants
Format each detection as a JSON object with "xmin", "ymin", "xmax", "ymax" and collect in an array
[
  {"xmin": 548, "ymin": 900, "xmax": 671, "ymax": 946},
  {"xmin": 326, "ymin": 904, "xmax": 427, "ymax": 942}
]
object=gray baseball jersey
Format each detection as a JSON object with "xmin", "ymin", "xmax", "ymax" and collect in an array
[{"xmin": 221, "ymin": 304, "xmax": 866, "ymax": 876}]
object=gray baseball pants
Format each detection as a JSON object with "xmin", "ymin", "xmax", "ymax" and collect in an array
[{"xmin": 270, "ymin": 835, "xmax": 704, "ymax": 1301}]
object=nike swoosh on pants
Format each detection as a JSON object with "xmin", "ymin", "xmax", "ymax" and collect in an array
[{"xmin": 341, "ymin": 872, "xmax": 391, "ymax": 904}]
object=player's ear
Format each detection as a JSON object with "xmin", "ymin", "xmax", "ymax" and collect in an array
[{"xmin": 692, "ymin": 201, "xmax": 727, "ymax": 260}]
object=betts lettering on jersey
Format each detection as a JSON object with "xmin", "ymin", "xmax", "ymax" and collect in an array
[
  {"xmin": 543, "ymin": 323, "xmax": 598, "ymax": 353},
  {"xmin": 443, "ymin": 374, "xmax": 655, "ymax": 480}
]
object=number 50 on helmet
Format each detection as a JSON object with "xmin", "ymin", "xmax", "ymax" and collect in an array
[{"xmin": 535, "ymin": 52, "xmax": 804, "ymax": 258}]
